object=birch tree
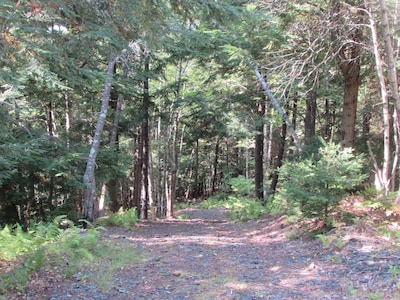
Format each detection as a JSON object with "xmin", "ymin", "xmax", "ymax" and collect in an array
[{"xmin": 83, "ymin": 55, "xmax": 118, "ymax": 221}]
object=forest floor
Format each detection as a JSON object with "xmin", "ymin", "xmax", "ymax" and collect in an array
[{"xmin": 6, "ymin": 202, "xmax": 400, "ymax": 299}]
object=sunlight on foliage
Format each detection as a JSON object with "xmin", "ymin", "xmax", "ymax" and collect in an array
[
  {"xmin": 95, "ymin": 207, "xmax": 139, "ymax": 230},
  {"xmin": 201, "ymin": 194, "xmax": 267, "ymax": 221},
  {"xmin": 0, "ymin": 216, "xmax": 108, "ymax": 293}
]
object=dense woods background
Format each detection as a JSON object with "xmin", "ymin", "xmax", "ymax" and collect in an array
[{"xmin": 1, "ymin": 0, "xmax": 399, "ymax": 226}]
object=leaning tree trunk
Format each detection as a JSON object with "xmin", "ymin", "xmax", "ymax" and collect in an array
[
  {"xmin": 83, "ymin": 54, "xmax": 117, "ymax": 221},
  {"xmin": 252, "ymin": 63, "xmax": 302, "ymax": 153}
]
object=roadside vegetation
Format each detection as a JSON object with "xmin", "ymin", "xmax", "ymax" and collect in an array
[{"xmin": 0, "ymin": 214, "xmax": 141, "ymax": 295}]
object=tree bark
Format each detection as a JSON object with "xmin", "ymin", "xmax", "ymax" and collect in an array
[
  {"xmin": 133, "ymin": 129, "xmax": 143, "ymax": 214},
  {"xmin": 212, "ymin": 136, "xmax": 220, "ymax": 193},
  {"xmin": 305, "ymin": 89, "xmax": 317, "ymax": 142},
  {"xmin": 254, "ymin": 99, "xmax": 265, "ymax": 202},
  {"xmin": 167, "ymin": 113, "xmax": 180, "ymax": 218},
  {"xmin": 269, "ymin": 110, "xmax": 288, "ymax": 197},
  {"xmin": 103, "ymin": 64, "xmax": 126, "ymax": 214},
  {"xmin": 367, "ymin": 5, "xmax": 391, "ymax": 193},
  {"xmin": 339, "ymin": 38, "xmax": 361, "ymax": 148},
  {"xmin": 83, "ymin": 54, "xmax": 117, "ymax": 221},
  {"xmin": 47, "ymin": 101, "xmax": 56, "ymax": 137},
  {"xmin": 379, "ymin": 0, "xmax": 400, "ymax": 200},
  {"xmin": 141, "ymin": 52, "xmax": 151, "ymax": 219}
]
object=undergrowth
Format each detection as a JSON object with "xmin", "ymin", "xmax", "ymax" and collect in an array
[
  {"xmin": 0, "ymin": 212, "xmax": 142, "ymax": 295},
  {"xmin": 201, "ymin": 194, "xmax": 267, "ymax": 221},
  {"xmin": 95, "ymin": 207, "xmax": 139, "ymax": 229}
]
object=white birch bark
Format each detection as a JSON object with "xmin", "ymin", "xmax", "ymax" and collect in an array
[
  {"xmin": 83, "ymin": 54, "xmax": 118, "ymax": 221},
  {"xmin": 251, "ymin": 64, "xmax": 303, "ymax": 153},
  {"xmin": 367, "ymin": 6, "xmax": 391, "ymax": 193}
]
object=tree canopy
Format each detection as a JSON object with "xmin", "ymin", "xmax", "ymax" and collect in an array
[{"xmin": 1, "ymin": 0, "xmax": 399, "ymax": 225}]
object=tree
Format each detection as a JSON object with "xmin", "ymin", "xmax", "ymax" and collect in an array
[
  {"xmin": 330, "ymin": 0, "xmax": 363, "ymax": 148},
  {"xmin": 281, "ymin": 141, "xmax": 366, "ymax": 224},
  {"xmin": 83, "ymin": 55, "xmax": 117, "ymax": 221}
]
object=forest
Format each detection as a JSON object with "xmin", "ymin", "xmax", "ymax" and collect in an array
[{"xmin": 0, "ymin": 0, "xmax": 399, "ymax": 227}]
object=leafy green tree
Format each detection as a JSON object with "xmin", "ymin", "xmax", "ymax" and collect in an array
[{"xmin": 280, "ymin": 140, "xmax": 366, "ymax": 222}]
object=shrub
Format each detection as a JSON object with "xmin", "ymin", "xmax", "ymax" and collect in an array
[{"xmin": 280, "ymin": 140, "xmax": 366, "ymax": 223}]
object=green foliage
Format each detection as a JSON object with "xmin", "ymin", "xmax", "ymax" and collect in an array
[
  {"xmin": 346, "ymin": 284, "xmax": 357, "ymax": 297},
  {"xmin": 96, "ymin": 207, "xmax": 139, "ymax": 230},
  {"xmin": 316, "ymin": 234, "xmax": 331, "ymax": 249},
  {"xmin": 280, "ymin": 141, "xmax": 367, "ymax": 221},
  {"xmin": 201, "ymin": 194, "xmax": 267, "ymax": 221},
  {"xmin": 0, "ymin": 217, "xmax": 105, "ymax": 293},
  {"xmin": 388, "ymin": 265, "xmax": 400, "ymax": 279},
  {"xmin": 360, "ymin": 184, "xmax": 396, "ymax": 210},
  {"xmin": 0, "ymin": 225, "xmax": 35, "ymax": 261},
  {"xmin": 225, "ymin": 175, "xmax": 253, "ymax": 197},
  {"xmin": 0, "ymin": 214, "xmax": 144, "ymax": 295},
  {"xmin": 366, "ymin": 291, "xmax": 385, "ymax": 300}
]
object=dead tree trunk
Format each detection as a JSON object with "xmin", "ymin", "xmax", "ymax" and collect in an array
[{"xmin": 252, "ymin": 63, "xmax": 302, "ymax": 153}]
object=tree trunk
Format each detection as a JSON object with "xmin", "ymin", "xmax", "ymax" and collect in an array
[
  {"xmin": 193, "ymin": 138, "xmax": 200, "ymax": 198},
  {"xmin": 141, "ymin": 52, "xmax": 151, "ymax": 219},
  {"xmin": 367, "ymin": 5, "xmax": 391, "ymax": 193},
  {"xmin": 252, "ymin": 64, "xmax": 302, "ymax": 153},
  {"xmin": 47, "ymin": 101, "xmax": 56, "ymax": 137},
  {"xmin": 269, "ymin": 110, "xmax": 288, "ymax": 197},
  {"xmin": 212, "ymin": 136, "xmax": 220, "ymax": 193},
  {"xmin": 305, "ymin": 89, "xmax": 317, "ymax": 142},
  {"xmin": 106, "ymin": 64, "xmax": 126, "ymax": 214},
  {"xmin": 254, "ymin": 99, "xmax": 265, "ymax": 202},
  {"xmin": 83, "ymin": 54, "xmax": 117, "ymax": 221},
  {"xmin": 339, "ymin": 31, "xmax": 361, "ymax": 149},
  {"xmin": 156, "ymin": 115, "xmax": 164, "ymax": 217},
  {"xmin": 379, "ymin": 0, "xmax": 400, "ymax": 200},
  {"xmin": 167, "ymin": 113, "xmax": 180, "ymax": 218},
  {"xmin": 64, "ymin": 92, "xmax": 71, "ymax": 149},
  {"xmin": 264, "ymin": 106, "xmax": 273, "ymax": 200},
  {"xmin": 164, "ymin": 123, "xmax": 172, "ymax": 217},
  {"xmin": 133, "ymin": 129, "xmax": 143, "ymax": 214}
]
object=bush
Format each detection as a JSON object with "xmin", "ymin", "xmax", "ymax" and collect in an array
[{"xmin": 280, "ymin": 141, "xmax": 366, "ymax": 223}]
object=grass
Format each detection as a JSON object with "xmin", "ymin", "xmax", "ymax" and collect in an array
[{"xmin": 83, "ymin": 241, "xmax": 143, "ymax": 291}]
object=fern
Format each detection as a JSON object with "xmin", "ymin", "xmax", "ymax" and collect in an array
[
  {"xmin": 0, "ymin": 225, "xmax": 34, "ymax": 260},
  {"xmin": 0, "ymin": 217, "xmax": 103, "ymax": 293}
]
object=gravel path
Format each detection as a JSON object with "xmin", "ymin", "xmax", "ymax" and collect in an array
[{"xmin": 9, "ymin": 208, "xmax": 400, "ymax": 299}]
